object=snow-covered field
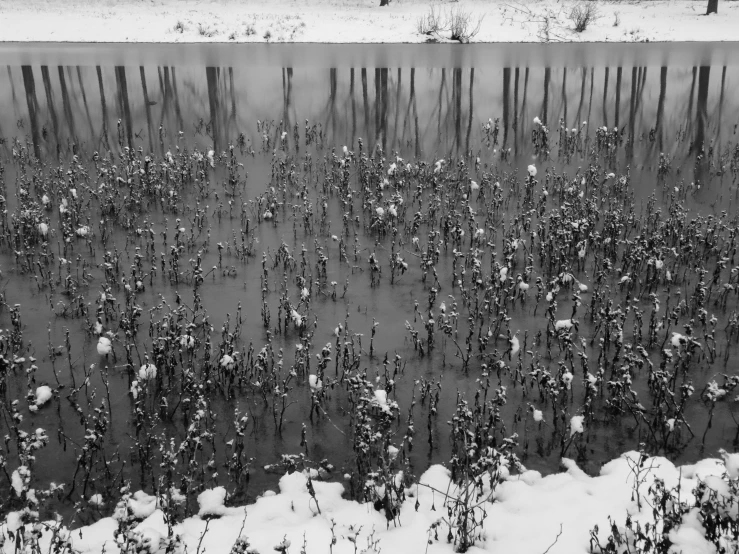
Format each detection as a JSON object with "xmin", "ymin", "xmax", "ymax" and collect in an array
[
  {"xmin": 3, "ymin": 451, "xmax": 738, "ymax": 554},
  {"xmin": 0, "ymin": 0, "xmax": 736, "ymax": 43}
]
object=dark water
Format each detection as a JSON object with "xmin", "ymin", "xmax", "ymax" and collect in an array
[{"xmin": 1, "ymin": 43, "xmax": 739, "ymax": 520}]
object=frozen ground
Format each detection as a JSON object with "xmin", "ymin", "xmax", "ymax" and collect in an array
[
  {"xmin": 0, "ymin": 0, "xmax": 736, "ymax": 43},
  {"xmin": 3, "ymin": 451, "xmax": 737, "ymax": 554}
]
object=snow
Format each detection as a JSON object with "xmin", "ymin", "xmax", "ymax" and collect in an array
[
  {"xmin": 11, "ymin": 466, "xmax": 27, "ymax": 496},
  {"xmin": 555, "ymin": 319, "xmax": 575, "ymax": 331},
  {"xmin": 0, "ymin": 0, "xmax": 736, "ymax": 44},
  {"xmin": 721, "ymin": 449, "xmax": 739, "ymax": 480},
  {"xmin": 125, "ymin": 491, "xmax": 159, "ymax": 520},
  {"xmin": 5, "ymin": 451, "xmax": 739, "ymax": 554},
  {"xmin": 509, "ymin": 334, "xmax": 520, "ymax": 356},
  {"xmin": 197, "ymin": 487, "xmax": 228, "ymax": 518},
  {"xmin": 139, "ymin": 363, "xmax": 158, "ymax": 380},
  {"xmin": 34, "ymin": 385, "xmax": 53, "ymax": 407},
  {"xmin": 569, "ymin": 414, "xmax": 585, "ymax": 437},
  {"xmin": 96, "ymin": 336, "xmax": 112, "ymax": 356},
  {"xmin": 308, "ymin": 374, "xmax": 323, "ymax": 391},
  {"xmin": 373, "ymin": 388, "xmax": 388, "ymax": 406}
]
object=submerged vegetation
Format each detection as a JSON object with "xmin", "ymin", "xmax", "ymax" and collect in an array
[{"xmin": 0, "ymin": 62, "xmax": 739, "ymax": 552}]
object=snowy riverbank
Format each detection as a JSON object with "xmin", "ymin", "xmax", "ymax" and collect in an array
[
  {"xmin": 0, "ymin": 0, "xmax": 736, "ymax": 43},
  {"xmin": 3, "ymin": 451, "xmax": 738, "ymax": 554}
]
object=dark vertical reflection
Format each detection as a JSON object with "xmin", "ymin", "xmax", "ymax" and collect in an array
[
  {"xmin": 586, "ymin": 68, "xmax": 594, "ymax": 134},
  {"xmin": 115, "ymin": 66, "xmax": 133, "ymax": 149},
  {"xmin": 216, "ymin": 68, "xmax": 223, "ymax": 149},
  {"xmin": 503, "ymin": 67, "xmax": 510, "ymax": 147},
  {"xmin": 392, "ymin": 68, "xmax": 401, "ymax": 152},
  {"xmin": 0, "ymin": 71, "xmax": 5, "ymax": 141},
  {"xmin": 628, "ymin": 67, "xmax": 637, "ymax": 159},
  {"xmin": 615, "ymin": 67, "xmax": 622, "ymax": 130},
  {"xmin": 7, "ymin": 66, "xmax": 19, "ymax": 109},
  {"xmin": 114, "ymin": 67, "xmax": 123, "ymax": 127},
  {"xmin": 226, "ymin": 67, "xmax": 236, "ymax": 139},
  {"xmin": 140, "ymin": 67, "xmax": 154, "ymax": 152},
  {"xmin": 332, "ymin": 68, "xmax": 338, "ymax": 140},
  {"xmin": 361, "ymin": 68, "xmax": 369, "ymax": 143},
  {"xmin": 513, "ymin": 68, "xmax": 519, "ymax": 154},
  {"xmin": 65, "ymin": 66, "xmax": 77, "ymax": 116},
  {"xmin": 158, "ymin": 67, "xmax": 171, "ymax": 132},
  {"xmin": 576, "ymin": 67, "xmax": 586, "ymax": 128},
  {"xmin": 282, "ymin": 69, "xmax": 287, "ymax": 133},
  {"xmin": 374, "ymin": 68, "xmax": 381, "ymax": 148},
  {"xmin": 381, "ymin": 68, "xmax": 388, "ymax": 153},
  {"xmin": 638, "ymin": 67, "xmax": 648, "ymax": 104},
  {"xmin": 633, "ymin": 67, "xmax": 647, "ymax": 143},
  {"xmin": 206, "ymin": 66, "xmax": 219, "ymax": 152},
  {"xmin": 411, "ymin": 68, "xmax": 419, "ymax": 158},
  {"xmin": 437, "ymin": 68, "xmax": 446, "ymax": 135},
  {"xmin": 229, "ymin": 67, "xmax": 237, "ymax": 120},
  {"xmin": 7, "ymin": 67, "xmax": 22, "ymax": 142},
  {"xmin": 171, "ymin": 68, "xmax": 183, "ymax": 133},
  {"xmin": 562, "ymin": 68, "xmax": 568, "ymax": 128},
  {"xmin": 453, "ymin": 68, "xmax": 461, "ymax": 151},
  {"xmin": 520, "ymin": 68, "xmax": 529, "ymax": 154},
  {"xmin": 694, "ymin": 66, "xmax": 710, "ymax": 179},
  {"xmin": 21, "ymin": 66, "xmax": 41, "ymax": 159},
  {"xmin": 328, "ymin": 68, "xmax": 337, "ymax": 141},
  {"xmin": 465, "ymin": 68, "xmax": 474, "ymax": 153},
  {"xmin": 283, "ymin": 68, "xmax": 293, "ymax": 148},
  {"xmin": 96, "ymin": 66, "xmax": 110, "ymax": 150},
  {"xmin": 602, "ymin": 67, "xmax": 609, "ymax": 127},
  {"xmin": 687, "ymin": 66, "xmax": 697, "ymax": 140},
  {"xmin": 58, "ymin": 66, "xmax": 77, "ymax": 146},
  {"xmin": 41, "ymin": 66, "xmax": 59, "ymax": 148},
  {"xmin": 350, "ymin": 68, "xmax": 356, "ymax": 148},
  {"xmin": 77, "ymin": 67, "xmax": 95, "ymax": 140},
  {"xmin": 542, "ymin": 67, "xmax": 550, "ymax": 125},
  {"xmin": 716, "ymin": 66, "xmax": 726, "ymax": 145},
  {"xmin": 655, "ymin": 67, "xmax": 667, "ymax": 150},
  {"xmin": 402, "ymin": 69, "xmax": 412, "ymax": 148}
]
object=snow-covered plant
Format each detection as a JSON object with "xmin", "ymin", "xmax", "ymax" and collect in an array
[
  {"xmin": 591, "ymin": 452, "xmax": 739, "ymax": 554},
  {"xmin": 426, "ymin": 387, "xmax": 523, "ymax": 552}
]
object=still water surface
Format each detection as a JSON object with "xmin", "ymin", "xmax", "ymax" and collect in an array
[{"xmin": 0, "ymin": 43, "xmax": 738, "ymax": 518}]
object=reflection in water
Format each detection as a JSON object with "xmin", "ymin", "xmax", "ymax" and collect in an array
[
  {"xmin": 206, "ymin": 66, "xmax": 219, "ymax": 153},
  {"xmin": 695, "ymin": 66, "xmax": 711, "ymax": 182},
  {"xmin": 542, "ymin": 66, "xmax": 550, "ymax": 126},
  {"xmin": 140, "ymin": 66, "xmax": 154, "ymax": 153},
  {"xmin": 59, "ymin": 66, "xmax": 76, "ymax": 144},
  {"xmin": 21, "ymin": 65, "xmax": 41, "ymax": 159},
  {"xmin": 97, "ymin": 65, "xmax": 110, "ymax": 151},
  {"xmin": 0, "ymin": 57, "xmax": 737, "ymax": 511},
  {"xmin": 4, "ymin": 61, "xmax": 735, "ymax": 207}
]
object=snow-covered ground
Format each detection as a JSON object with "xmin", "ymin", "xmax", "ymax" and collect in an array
[
  {"xmin": 3, "ymin": 451, "xmax": 738, "ymax": 554},
  {"xmin": 0, "ymin": 0, "xmax": 736, "ymax": 43}
]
